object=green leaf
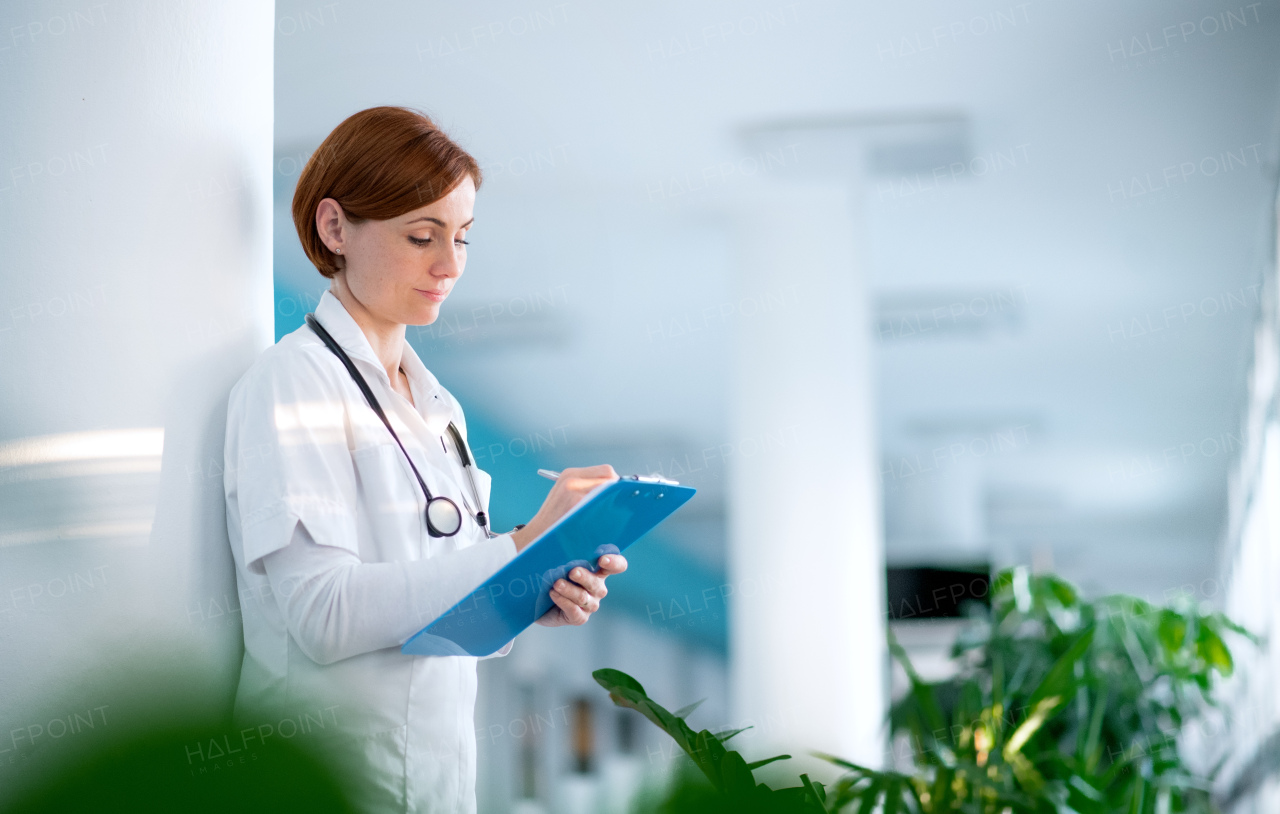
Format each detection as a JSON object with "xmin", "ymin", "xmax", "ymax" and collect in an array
[
  {"xmin": 594, "ymin": 669, "xmax": 701, "ymax": 766},
  {"xmin": 612, "ymin": 688, "xmax": 694, "ymax": 753},
  {"xmin": 713, "ymin": 726, "xmax": 752, "ymax": 744},
  {"xmin": 882, "ymin": 779, "xmax": 903, "ymax": 814},
  {"xmin": 825, "ymin": 775, "xmax": 869, "ymax": 811},
  {"xmin": 1004, "ymin": 695, "xmax": 1063, "ymax": 757},
  {"xmin": 992, "ymin": 652, "xmax": 1005, "ymax": 715},
  {"xmin": 812, "ymin": 751, "xmax": 877, "ymax": 776},
  {"xmin": 901, "ymin": 776, "xmax": 927, "ymax": 814},
  {"xmin": 674, "ymin": 699, "xmax": 706, "ymax": 720},
  {"xmin": 1081, "ymin": 686, "xmax": 1108, "ymax": 773},
  {"xmin": 1028, "ymin": 625, "xmax": 1095, "ymax": 710},
  {"xmin": 1068, "ymin": 774, "xmax": 1103, "ymax": 802},
  {"xmin": 1127, "ymin": 777, "xmax": 1146, "ymax": 814},
  {"xmin": 1158, "ymin": 610, "xmax": 1187, "ymax": 653},
  {"xmin": 592, "ymin": 668, "xmax": 645, "ymax": 696},
  {"xmin": 990, "ymin": 568, "xmax": 1016, "ymax": 597},
  {"xmin": 799, "ymin": 773, "xmax": 826, "ymax": 806},
  {"xmin": 689, "ymin": 729, "xmax": 727, "ymax": 790},
  {"xmin": 718, "ymin": 749, "xmax": 756, "ymax": 796},
  {"xmin": 1210, "ymin": 612, "xmax": 1260, "ymax": 644},
  {"xmin": 931, "ymin": 766, "xmax": 953, "ymax": 812},
  {"xmin": 1047, "ymin": 576, "xmax": 1078, "ymax": 607},
  {"xmin": 744, "ymin": 754, "xmax": 792, "ymax": 771},
  {"xmin": 1007, "ymin": 751, "xmax": 1046, "ymax": 795},
  {"xmin": 887, "ymin": 628, "xmax": 947, "ymax": 741},
  {"xmin": 855, "ymin": 776, "xmax": 885, "ymax": 814},
  {"xmin": 1197, "ymin": 624, "xmax": 1233, "ymax": 676}
]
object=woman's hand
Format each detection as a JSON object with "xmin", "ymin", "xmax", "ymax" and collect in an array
[
  {"xmin": 509, "ymin": 464, "xmax": 625, "ymax": 627},
  {"xmin": 510, "ymin": 465, "xmax": 619, "ymax": 552},
  {"xmin": 536, "ymin": 554, "xmax": 628, "ymax": 627}
]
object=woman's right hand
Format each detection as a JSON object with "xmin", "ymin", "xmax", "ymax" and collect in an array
[{"xmin": 510, "ymin": 465, "xmax": 618, "ymax": 551}]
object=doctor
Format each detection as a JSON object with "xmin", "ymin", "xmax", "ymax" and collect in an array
[{"xmin": 222, "ymin": 106, "xmax": 626, "ymax": 813}]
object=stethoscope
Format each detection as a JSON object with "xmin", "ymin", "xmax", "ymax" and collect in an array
[{"xmin": 305, "ymin": 313, "xmax": 490, "ymax": 539}]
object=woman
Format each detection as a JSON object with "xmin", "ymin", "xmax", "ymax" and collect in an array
[{"xmin": 222, "ymin": 106, "xmax": 626, "ymax": 812}]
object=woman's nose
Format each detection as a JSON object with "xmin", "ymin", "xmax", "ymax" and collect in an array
[{"xmin": 433, "ymin": 247, "xmax": 464, "ymax": 279}]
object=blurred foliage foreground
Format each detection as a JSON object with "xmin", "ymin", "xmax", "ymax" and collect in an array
[{"xmin": 595, "ymin": 567, "xmax": 1254, "ymax": 814}]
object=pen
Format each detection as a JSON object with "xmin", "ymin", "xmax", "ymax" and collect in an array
[{"xmin": 537, "ymin": 469, "xmax": 560, "ymax": 481}]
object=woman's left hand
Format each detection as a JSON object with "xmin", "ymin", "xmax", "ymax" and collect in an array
[{"xmin": 536, "ymin": 554, "xmax": 628, "ymax": 627}]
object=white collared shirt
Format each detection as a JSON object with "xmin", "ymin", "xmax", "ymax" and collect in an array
[{"xmin": 223, "ymin": 289, "xmax": 517, "ymax": 813}]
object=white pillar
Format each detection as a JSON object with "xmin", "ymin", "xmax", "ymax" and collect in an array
[
  {"xmin": 727, "ymin": 179, "xmax": 887, "ymax": 771},
  {"xmin": 0, "ymin": 0, "xmax": 274, "ymax": 735}
]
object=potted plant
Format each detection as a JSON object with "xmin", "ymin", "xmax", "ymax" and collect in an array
[{"xmin": 594, "ymin": 566, "xmax": 1251, "ymax": 813}]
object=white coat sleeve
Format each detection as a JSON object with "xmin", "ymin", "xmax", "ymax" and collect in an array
[
  {"xmin": 228, "ymin": 347, "xmax": 361, "ymax": 575},
  {"xmin": 262, "ymin": 522, "xmax": 518, "ymax": 665}
]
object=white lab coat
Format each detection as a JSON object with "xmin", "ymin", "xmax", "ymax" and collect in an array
[{"xmin": 223, "ymin": 289, "xmax": 518, "ymax": 813}]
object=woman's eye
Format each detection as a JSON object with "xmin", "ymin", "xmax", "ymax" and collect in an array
[
  {"xmin": 408, "ymin": 236, "xmax": 431, "ymax": 246},
  {"xmin": 455, "ymin": 238, "xmax": 470, "ymax": 246}
]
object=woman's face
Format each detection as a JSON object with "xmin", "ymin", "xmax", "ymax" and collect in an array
[{"xmin": 324, "ymin": 175, "xmax": 475, "ymax": 327}]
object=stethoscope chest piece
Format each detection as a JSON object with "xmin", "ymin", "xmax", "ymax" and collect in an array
[{"xmin": 426, "ymin": 495, "xmax": 463, "ymax": 538}]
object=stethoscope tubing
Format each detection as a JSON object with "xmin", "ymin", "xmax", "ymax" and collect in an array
[{"xmin": 305, "ymin": 313, "xmax": 489, "ymax": 538}]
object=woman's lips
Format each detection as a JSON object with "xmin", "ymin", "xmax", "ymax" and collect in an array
[{"xmin": 418, "ymin": 289, "xmax": 447, "ymax": 303}]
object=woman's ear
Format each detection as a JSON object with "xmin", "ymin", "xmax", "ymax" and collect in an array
[{"xmin": 316, "ymin": 197, "xmax": 346, "ymax": 255}]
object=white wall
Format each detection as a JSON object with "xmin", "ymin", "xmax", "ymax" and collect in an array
[
  {"xmin": 0, "ymin": 0, "xmax": 273, "ymax": 793},
  {"xmin": 1217, "ymin": 217, "xmax": 1280, "ymax": 813}
]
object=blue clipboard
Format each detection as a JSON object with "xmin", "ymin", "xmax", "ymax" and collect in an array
[{"xmin": 402, "ymin": 478, "xmax": 696, "ymax": 657}]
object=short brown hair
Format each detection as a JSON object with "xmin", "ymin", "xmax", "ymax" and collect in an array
[{"xmin": 291, "ymin": 106, "xmax": 483, "ymax": 278}]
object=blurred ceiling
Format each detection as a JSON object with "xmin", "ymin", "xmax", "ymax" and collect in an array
[{"xmin": 273, "ymin": 0, "xmax": 1280, "ymax": 600}]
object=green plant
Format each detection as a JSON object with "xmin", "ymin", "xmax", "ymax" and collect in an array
[
  {"xmin": 875, "ymin": 566, "xmax": 1252, "ymax": 814},
  {"xmin": 592, "ymin": 668, "xmax": 827, "ymax": 813},
  {"xmin": 594, "ymin": 567, "xmax": 1252, "ymax": 813}
]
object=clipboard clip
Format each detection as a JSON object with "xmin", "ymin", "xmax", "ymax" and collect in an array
[
  {"xmin": 622, "ymin": 473, "xmax": 680, "ymax": 485},
  {"xmin": 537, "ymin": 469, "xmax": 679, "ymax": 486}
]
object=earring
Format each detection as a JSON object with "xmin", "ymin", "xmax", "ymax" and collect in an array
[{"xmin": 335, "ymin": 248, "xmax": 342, "ymax": 254}]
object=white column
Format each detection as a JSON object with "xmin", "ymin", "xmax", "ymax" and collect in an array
[
  {"xmin": 727, "ymin": 178, "xmax": 887, "ymax": 771},
  {"xmin": 0, "ymin": 0, "xmax": 274, "ymax": 728}
]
